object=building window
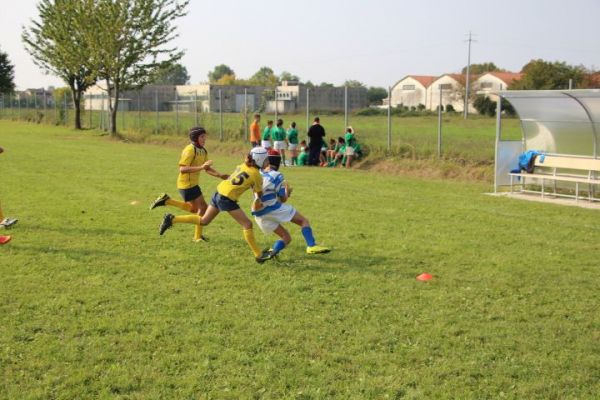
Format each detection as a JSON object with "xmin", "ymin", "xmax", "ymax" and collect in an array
[
  {"xmin": 438, "ymin": 83, "xmax": 452, "ymax": 90},
  {"xmin": 402, "ymin": 84, "xmax": 416, "ymax": 90},
  {"xmin": 480, "ymin": 82, "xmax": 493, "ymax": 89}
]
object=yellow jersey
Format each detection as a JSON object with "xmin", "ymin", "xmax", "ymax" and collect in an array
[
  {"xmin": 217, "ymin": 163, "xmax": 263, "ymax": 201},
  {"xmin": 176, "ymin": 144, "xmax": 208, "ymax": 189}
]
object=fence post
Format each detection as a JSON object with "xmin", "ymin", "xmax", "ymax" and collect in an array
[
  {"xmin": 219, "ymin": 89, "xmax": 223, "ymax": 141},
  {"xmin": 344, "ymin": 85, "xmax": 348, "ymax": 128},
  {"xmin": 175, "ymin": 89, "xmax": 179, "ymax": 134},
  {"xmin": 155, "ymin": 89, "xmax": 159, "ymax": 134},
  {"xmin": 387, "ymin": 86, "xmax": 391, "ymax": 151},
  {"xmin": 306, "ymin": 88, "xmax": 310, "ymax": 133},
  {"xmin": 194, "ymin": 90, "xmax": 198, "ymax": 126},
  {"xmin": 138, "ymin": 91, "xmax": 141, "ymax": 131},
  {"xmin": 437, "ymin": 87, "xmax": 442, "ymax": 158},
  {"xmin": 244, "ymin": 88, "xmax": 248, "ymax": 143},
  {"xmin": 275, "ymin": 88, "xmax": 278, "ymax": 121},
  {"xmin": 64, "ymin": 92, "xmax": 68, "ymax": 126},
  {"xmin": 18, "ymin": 93, "xmax": 21, "ymax": 120}
]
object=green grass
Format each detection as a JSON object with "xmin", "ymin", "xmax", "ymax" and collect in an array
[
  {"xmin": 0, "ymin": 107, "xmax": 521, "ymax": 162},
  {"xmin": 1, "ymin": 120, "xmax": 598, "ymax": 399}
]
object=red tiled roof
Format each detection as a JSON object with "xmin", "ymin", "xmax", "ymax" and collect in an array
[
  {"xmin": 409, "ymin": 75, "xmax": 436, "ymax": 88},
  {"xmin": 486, "ymin": 71, "xmax": 523, "ymax": 86}
]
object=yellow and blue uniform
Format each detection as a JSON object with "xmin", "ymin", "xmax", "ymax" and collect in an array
[
  {"xmin": 177, "ymin": 144, "xmax": 208, "ymax": 190},
  {"xmin": 217, "ymin": 163, "xmax": 263, "ymax": 201}
]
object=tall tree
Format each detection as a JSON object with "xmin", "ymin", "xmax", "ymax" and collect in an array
[
  {"xmin": 279, "ymin": 71, "xmax": 300, "ymax": 83},
  {"xmin": 208, "ymin": 64, "xmax": 234, "ymax": 83},
  {"xmin": 343, "ymin": 80, "xmax": 365, "ymax": 88},
  {"xmin": 22, "ymin": 0, "xmax": 97, "ymax": 129},
  {"xmin": 0, "ymin": 47, "xmax": 16, "ymax": 94},
  {"xmin": 461, "ymin": 62, "xmax": 504, "ymax": 75},
  {"xmin": 91, "ymin": 0, "xmax": 189, "ymax": 135},
  {"xmin": 249, "ymin": 67, "xmax": 278, "ymax": 86},
  {"xmin": 511, "ymin": 59, "xmax": 585, "ymax": 90},
  {"xmin": 366, "ymin": 87, "xmax": 387, "ymax": 105},
  {"xmin": 153, "ymin": 63, "xmax": 190, "ymax": 85}
]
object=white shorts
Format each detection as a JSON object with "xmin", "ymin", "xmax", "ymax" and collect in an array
[
  {"xmin": 261, "ymin": 140, "xmax": 272, "ymax": 149},
  {"xmin": 254, "ymin": 203, "xmax": 296, "ymax": 234},
  {"xmin": 273, "ymin": 140, "xmax": 287, "ymax": 150},
  {"xmin": 288, "ymin": 143, "xmax": 298, "ymax": 151},
  {"xmin": 345, "ymin": 146, "xmax": 356, "ymax": 156}
]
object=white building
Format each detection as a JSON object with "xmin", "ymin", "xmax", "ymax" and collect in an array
[
  {"xmin": 389, "ymin": 76, "xmax": 436, "ymax": 108},
  {"xmin": 428, "ymin": 74, "xmax": 467, "ymax": 112},
  {"xmin": 473, "ymin": 72, "xmax": 523, "ymax": 101}
]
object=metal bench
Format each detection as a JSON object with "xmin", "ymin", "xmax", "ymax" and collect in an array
[{"xmin": 509, "ymin": 155, "xmax": 600, "ymax": 202}]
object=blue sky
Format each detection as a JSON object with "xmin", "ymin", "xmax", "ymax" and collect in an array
[{"xmin": 1, "ymin": 0, "xmax": 599, "ymax": 90}]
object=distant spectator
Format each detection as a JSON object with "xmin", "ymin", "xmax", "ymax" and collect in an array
[
  {"xmin": 262, "ymin": 120, "xmax": 273, "ymax": 149},
  {"xmin": 287, "ymin": 122, "xmax": 299, "ymax": 165},
  {"xmin": 325, "ymin": 138, "xmax": 337, "ymax": 165},
  {"xmin": 307, "ymin": 117, "xmax": 325, "ymax": 166},
  {"xmin": 343, "ymin": 127, "xmax": 359, "ymax": 168},
  {"xmin": 272, "ymin": 119, "xmax": 287, "ymax": 166},
  {"xmin": 249, "ymin": 114, "xmax": 261, "ymax": 147},
  {"xmin": 330, "ymin": 137, "xmax": 345, "ymax": 167}
]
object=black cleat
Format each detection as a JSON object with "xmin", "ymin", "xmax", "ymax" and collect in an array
[
  {"xmin": 159, "ymin": 213, "xmax": 174, "ymax": 235},
  {"xmin": 150, "ymin": 193, "xmax": 170, "ymax": 210},
  {"xmin": 255, "ymin": 248, "xmax": 275, "ymax": 264}
]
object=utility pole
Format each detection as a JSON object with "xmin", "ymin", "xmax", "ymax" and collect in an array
[{"xmin": 464, "ymin": 31, "xmax": 477, "ymax": 119}]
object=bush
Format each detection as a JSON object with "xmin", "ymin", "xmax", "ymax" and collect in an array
[{"xmin": 445, "ymin": 104, "xmax": 456, "ymax": 113}]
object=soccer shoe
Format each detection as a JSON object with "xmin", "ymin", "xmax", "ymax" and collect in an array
[
  {"xmin": 0, "ymin": 217, "xmax": 18, "ymax": 228},
  {"xmin": 255, "ymin": 248, "xmax": 274, "ymax": 264},
  {"xmin": 159, "ymin": 213, "xmax": 174, "ymax": 235},
  {"xmin": 306, "ymin": 245, "xmax": 331, "ymax": 254},
  {"xmin": 193, "ymin": 235, "xmax": 210, "ymax": 243},
  {"xmin": 0, "ymin": 235, "xmax": 11, "ymax": 245},
  {"xmin": 150, "ymin": 193, "xmax": 170, "ymax": 210}
]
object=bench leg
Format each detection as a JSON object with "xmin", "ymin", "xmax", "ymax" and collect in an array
[
  {"xmin": 576, "ymin": 183, "xmax": 579, "ymax": 202},
  {"xmin": 541, "ymin": 179, "xmax": 545, "ymax": 198},
  {"xmin": 510, "ymin": 175, "xmax": 513, "ymax": 193}
]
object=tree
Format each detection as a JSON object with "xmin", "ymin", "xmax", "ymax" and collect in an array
[
  {"xmin": 153, "ymin": 63, "xmax": 190, "ymax": 85},
  {"xmin": 511, "ymin": 59, "xmax": 585, "ymax": 90},
  {"xmin": 91, "ymin": 0, "xmax": 189, "ymax": 135},
  {"xmin": 208, "ymin": 64, "xmax": 234, "ymax": 83},
  {"xmin": 343, "ymin": 80, "xmax": 365, "ymax": 88},
  {"xmin": 461, "ymin": 62, "xmax": 504, "ymax": 75},
  {"xmin": 0, "ymin": 48, "xmax": 15, "ymax": 94},
  {"xmin": 215, "ymin": 74, "xmax": 236, "ymax": 85},
  {"xmin": 22, "ymin": 0, "xmax": 97, "ymax": 129},
  {"xmin": 319, "ymin": 82, "xmax": 334, "ymax": 88},
  {"xmin": 249, "ymin": 67, "xmax": 278, "ymax": 86},
  {"xmin": 279, "ymin": 71, "xmax": 300, "ymax": 83},
  {"xmin": 366, "ymin": 87, "xmax": 387, "ymax": 105}
]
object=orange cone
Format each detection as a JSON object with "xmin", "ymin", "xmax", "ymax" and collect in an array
[
  {"xmin": 0, "ymin": 235, "xmax": 12, "ymax": 245},
  {"xmin": 416, "ymin": 273, "xmax": 432, "ymax": 281}
]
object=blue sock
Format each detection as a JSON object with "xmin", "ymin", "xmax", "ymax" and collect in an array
[
  {"xmin": 301, "ymin": 226, "xmax": 316, "ymax": 247},
  {"xmin": 273, "ymin": 240, "xmax": 286, "ymax": 255}
]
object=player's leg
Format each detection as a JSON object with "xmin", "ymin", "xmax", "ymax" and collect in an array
[
  {"xmin": 270, "ymin": 225, "xmax": 291, "ymax": 256},
  {"xmin": 291, "ymin": 211, "xmax": 330, "ymax": 254},
  {"xmin": 193, "ymin": 195, "xmax": 209, "ymax": 241},
  {"xmin": 150, "ymin": 192, "xmax": 193, "ymax": 212},
  {"xmin": 159, "ymin": 204, "xmax": 220, "ymax": 236},
  {"xmin": 227, "ymin": 209, "xmax": 262, "ymax": 258}
]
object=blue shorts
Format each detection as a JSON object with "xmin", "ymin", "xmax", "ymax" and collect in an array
[
  {"xmin": 179, "ymin": 185, "xmax": 202, "ymax": 202},
  {"xmin": 211, "ymin": 192, "xmax": 239, "ymax": 211}
]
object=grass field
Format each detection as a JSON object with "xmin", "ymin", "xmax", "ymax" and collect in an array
[
  {"xmin": 0, "ymin": 107, "xmax": 521, "ymax": 162},
  {"xmin": 1, "ymin": 120, "xmax": 599, "ymax": 399}
]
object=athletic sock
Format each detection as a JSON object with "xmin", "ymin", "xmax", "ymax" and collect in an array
[
  {"xmin": 173, "ymin": 214, "xmax": 201, "ymax": 225},
  {"xmin": 193, "ymin": 221, "xmax": 203, "ymax": 240},
  {"xmin": 272, "ymin": 239, "xmax": 286, "ymax": 255},
  {"xmin": 292, "ymin": 157, "xmax": 297, "ymax": 165},
  {"xmin": 0, "ymin": 201, "xmax": 4, "ymax": 222},
  {"xmin": 166, "ymin": 198, "xmax": 193, "ymax": 212},
  {"xmin": 242, "ymin": 228, "xmax": 261, "ymax": 257},
  {"xmin": 301, "ymin": 226, "xmax": 316, "ymax": 247}
]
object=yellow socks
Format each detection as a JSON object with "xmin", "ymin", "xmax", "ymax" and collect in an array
[
  {"xmin": 242, "ymin": 228, "xmax": 261, "ymax": 257},
  {"xmin": 166, "ymin": 199, "xmax": 193, "ymax": 212},
  {"xmin": 193, "ymin": 224, "xmax": 203, "ymax": 241},
  {"xmin": 173, "ymin": 214, "xmax": 201, "ymax": 225}
]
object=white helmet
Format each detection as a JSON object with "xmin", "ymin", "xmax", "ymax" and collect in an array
[{"xmin": 250, "ymin": 147, "xmax": 269, "ymax": 168}]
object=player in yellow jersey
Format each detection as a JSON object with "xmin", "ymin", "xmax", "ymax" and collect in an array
[
  {"xmin": 159, "ymin": 147, "xmax": 272, "ymax": 264},
  {"xmin": 150, "ymin": 127, "xmax": 228, "ymax": 241}
]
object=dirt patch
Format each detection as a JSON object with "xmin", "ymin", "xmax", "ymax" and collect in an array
[{"xmin": 353, "ymin": 157, "xmax": 494, "ymax": 183}]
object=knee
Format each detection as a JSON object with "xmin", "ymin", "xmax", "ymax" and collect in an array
[{"xmin": 242, "ymin": 221, "xmax": 253, "ymax": 230}]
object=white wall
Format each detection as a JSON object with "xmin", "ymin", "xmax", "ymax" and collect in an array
[{"xmin": 390, "ymin": 77, "xmax": 428, "ymax": 108}]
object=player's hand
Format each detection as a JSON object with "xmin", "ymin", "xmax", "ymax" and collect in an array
[
  {"xmin": 252, "ymin": 199, "xmax": 263, "ymax": 211},
  {"xmin": 220, "ymin": 174, "xmax": 229, "ymax": 180},
  {"xmin": 202, "ymin": 160, "xmax": 214, "ymax": 169}
]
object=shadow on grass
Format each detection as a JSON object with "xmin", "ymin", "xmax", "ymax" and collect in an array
[
  {"xmin": 8, "ymin": 243, "xmax": 123, "ymax": 260},
  {"xmin": 24, "ymin": 223, "xmax": 139, "ymax": 238},
  {"xmin": 268, "ymin": 252, "xmax": 400, "ymax": 275}
]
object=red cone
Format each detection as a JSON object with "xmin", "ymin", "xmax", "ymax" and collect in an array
[
  {"xmin": 416, "ymin": 273, "xmax": 432, "ymax": 281},
  {"xmin": 0, "ymin": 235, "xmax": 12, "ymax": 245}
]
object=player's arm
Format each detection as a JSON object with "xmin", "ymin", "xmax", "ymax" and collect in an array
[
  {"xmin": 278, "ymin": 181, "xmax": 292, "ymax": 203},
  {"xmin": 205, "ymin": 166, "xmax": 229, "ymax": 180},
  {"xmin": 179, "ymin": 160, "xmax": 213, "ymax": 173}
]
